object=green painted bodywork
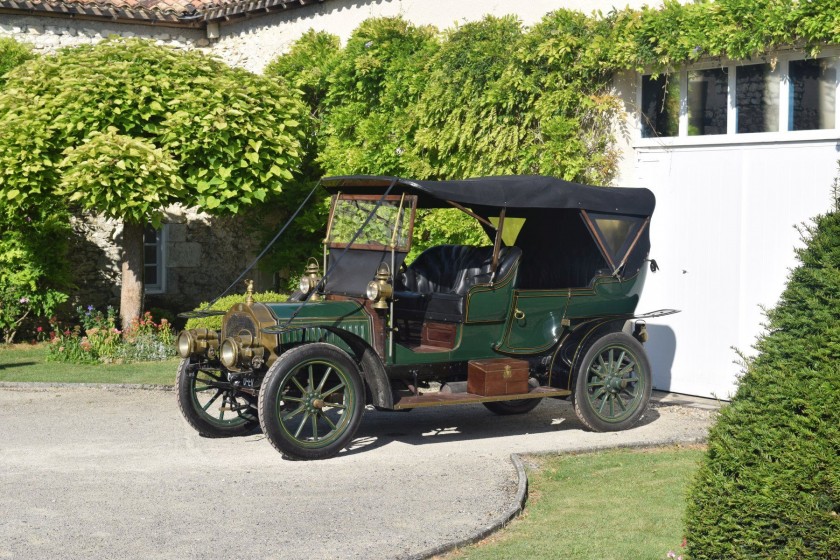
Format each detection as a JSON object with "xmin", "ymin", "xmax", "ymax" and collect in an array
[
  {"xmin": 256, "ymin": 267, "xmax": 646, "ymax": 367},
  {"xmin": 262, "ymin": 301, "xmax": 372, "ymax": 356}
]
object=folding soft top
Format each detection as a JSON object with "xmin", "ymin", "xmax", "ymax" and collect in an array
[{"xmin": 320, "ymin": 175, "xmax": 655, "ymax": 217}]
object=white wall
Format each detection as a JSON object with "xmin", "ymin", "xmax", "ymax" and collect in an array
[{"xmin": 635, "ymin": 140, "xmax": 839, "ymax": 398}]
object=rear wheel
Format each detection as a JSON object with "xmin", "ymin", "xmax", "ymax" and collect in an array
[
  {"xmin": 258, "ymin": 343, "xmax": 365, "ymax": 460},
  {"xmin": 482, "ymin": 398, "xmax": 541, "ymax": 415},
  {"xmin": 571, "ymin": 332, "xmax": 651, "ymax": 432},
  {"xmin": 482, "ymin": 378, "xmax": 542, "ymax": 415},
  {"xmin": 176, "ymin": 358, "xmax": 258, "ymax": 437}
]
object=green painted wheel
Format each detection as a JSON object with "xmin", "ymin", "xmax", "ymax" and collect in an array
[
  {"xmin": 258, "ymin": 343, "xmax": 364, "ymax": 460},
  {"xmin": 572, "ymin": 332, "xmax": 651, "ymax": 432},
  {"xmin": 176, "ymin": 358, "xmax": 258, "ymax": 437}
]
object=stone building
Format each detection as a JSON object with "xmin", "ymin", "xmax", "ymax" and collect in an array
[{"xmin": 2, "ymin": 0, "xmax": 839, "ymax": 398}]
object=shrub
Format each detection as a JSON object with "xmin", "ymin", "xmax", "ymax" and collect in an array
[
  {"xmin": 0, "ymin": 37, "xmax": 34, "ymax": 88},
  {"xmin": 0, "ymin": 208, "xmax": 71, "ymax": 343},
  {"xmin": 684, "ymin": 181, "xmax": 840, "ymax": 558},
  {"xmin": 185, "ymin": 291, "xmax": 291, "ymax": 331}
]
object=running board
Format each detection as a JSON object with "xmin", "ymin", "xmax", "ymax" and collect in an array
[{"xmin": 392, "ymin": 386, "xmax": 571, "ymax": 410}]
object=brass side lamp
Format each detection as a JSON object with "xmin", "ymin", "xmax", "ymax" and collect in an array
[
  {"xmin": 298, "ymin": 257, "xmax": 322, "ymax": 298},
  {"xmin": 366, "ymin": 262, "xmax": 393, "ymax": 310}
]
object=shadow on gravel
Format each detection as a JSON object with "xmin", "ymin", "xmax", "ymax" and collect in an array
[
  {"xmin": 343, "ymin": 398, "xmax": 662, "ymax": 454},
  {"xmin": 199, "ymin": 398, "xmax": 664, "ymax": 459}
]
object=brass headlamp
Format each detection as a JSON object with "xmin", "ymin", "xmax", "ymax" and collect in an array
[
  {"xmin": 298, "ymin": 257, "xmax": 322, "ymax": 298},
  {"xmin": 366, "ymin": 262, "xmax": 393, "ymax": 310},
  {"xmin": 220, "ymin": 331, "xmax": 265, "ymax": 370},
  {"xmin": 177, "ymin": 328, "xmax": 220, "ymax": 359}
]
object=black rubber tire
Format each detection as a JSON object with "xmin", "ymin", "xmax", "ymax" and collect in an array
[
  {"xmin": 258, "ymin": 343, "xmax": 365, "ymax": 460},
  {"xmin": 571, "ymin": 332, "xmax": 652, "ymax": 432},
  {"xmin": 482, "ymin": 378, "xmax": 542, "ymax": 415},
  {"xmin": 176, "ymin": 358, "xmax": 258, "ymax": 438},
  {"xmin": 482, "ymin": 398, "xmax": 542, "ymax": 415}
]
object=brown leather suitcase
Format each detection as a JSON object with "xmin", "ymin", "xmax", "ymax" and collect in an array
[{"xmin": 467, "ymin": 358, "xmax": 529, "ymax": 396}]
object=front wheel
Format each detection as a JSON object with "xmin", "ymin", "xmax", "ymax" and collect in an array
[
  {"xmin": 258, "ymin": 343, "xmax": 365, "ymax": 460},
  {"xmin": 176, "ymin": 358, "xmax": 259, "ymax": 437},
  {"xmin": 571, "ymin": 332, "xmax": 651, "ymax": 432}
]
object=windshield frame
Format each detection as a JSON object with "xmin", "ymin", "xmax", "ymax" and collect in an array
[{"xmin": 326, "ymin": 193, "xmax": 418, "ymax": 252}]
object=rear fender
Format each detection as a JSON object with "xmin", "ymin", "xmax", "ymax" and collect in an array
[{"xmin": 549, "ymin": 318, "xmax": 629, "ymax": 391}]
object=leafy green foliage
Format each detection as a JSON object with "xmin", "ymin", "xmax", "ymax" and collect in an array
[
  {"xmin": 0, "ymin": 37, "xmax": 306, "ymax": 219},
  {"xmin": 319, "ymin": 17, "xmax": 438, "ymax": 177},
  {"xmin": 0, "ymin": 37, "xmax": 34, "ymax": 88},
  {"xmin": 0, "ymin": 208, "xmax": 71, "ymax": 343},
  {"xmin": 264, "ymin": 29, "xmax": 340, "ymax": 122},
  {"xmin": 59, "ymin": 129, "xmax": 184, "ymax": 226},
  {"xmin": 685, "ymin": 179, "xmax": 840, "ymax": 558},
  {"xmin": 412, "ymin": 16, "xmax": 533, "ymax": 179},
  {"xmin": 605, "ymin": 0, "xmax": 840, "ymax": 72},
  {"xmin": 185, "ymin": 291, "xmax": 291, "ymax": 331},
  {"xmin": 408, "ymin": 209, "xmax": 486, "ymax": 261}
]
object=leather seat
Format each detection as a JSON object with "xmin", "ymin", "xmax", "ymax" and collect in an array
[{"xmin": 394, "ymin": 245, "xmax": 522, "ymax": 322}]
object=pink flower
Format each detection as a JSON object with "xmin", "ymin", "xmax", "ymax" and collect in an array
[
  {"xmin": 667, "ymin": 553, "xmax": 676, "ymax": 559},
  {"xmin": 36, "ymin": 326, "xmax": 43, "ymax": 333}
]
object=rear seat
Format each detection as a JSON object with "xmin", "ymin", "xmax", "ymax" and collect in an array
[{"xmin": 394, "ymin": 245, "xmax": 522, "ymax": 322}]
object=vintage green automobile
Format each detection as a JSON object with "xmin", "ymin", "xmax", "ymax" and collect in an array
[{"xmin": 176, "ymin": 175, "xmax": 673, "ymax": 460}]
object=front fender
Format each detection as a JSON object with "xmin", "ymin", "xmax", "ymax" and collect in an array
[{"xmin": 261, "ymin": 324, "xmax": 392, "ymax": 409}]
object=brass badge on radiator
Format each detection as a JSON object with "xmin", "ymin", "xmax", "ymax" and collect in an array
[{"xmin": 503, "ymin": 365, "xmax": 512, "ymax": 380}]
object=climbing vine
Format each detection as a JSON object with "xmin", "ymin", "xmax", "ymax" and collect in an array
[{"xmin": 264, "ymin": 0, "xmax": 840, "ymax": 263}]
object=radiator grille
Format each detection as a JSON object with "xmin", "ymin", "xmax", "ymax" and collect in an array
[{"xmin": 225, "ymin": 313, "xmax": 256, "ymax": 340}]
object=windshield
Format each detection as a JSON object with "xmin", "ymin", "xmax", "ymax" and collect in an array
[{"xmin": 327, "ymin": 194, "xmax": 416, "ymax": 251}]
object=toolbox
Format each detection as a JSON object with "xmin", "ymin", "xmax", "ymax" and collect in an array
[{"xmin": 467, "ymin": 358, "xmax": 530, "ymax": 396}]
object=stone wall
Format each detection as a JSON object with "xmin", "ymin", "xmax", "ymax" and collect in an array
[
  {"xmin": 67, "ymin": 206, "xmax": 279, "ymax": 317},
  {"xmin": 0, "ymin": 14, "xmax": 209, "ymax": 54}
]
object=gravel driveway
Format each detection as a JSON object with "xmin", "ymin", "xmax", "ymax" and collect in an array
[{"xmin": 0, "ymin": 385, "xmax": 716, "ymax": 559}]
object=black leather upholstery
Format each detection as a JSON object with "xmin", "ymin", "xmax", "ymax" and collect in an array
[{"xmin": 394, "ymin": 245, "xmax": 522, "ymax": 322}]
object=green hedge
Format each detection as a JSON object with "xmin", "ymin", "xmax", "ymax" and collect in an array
[
  {"xmin": 685, "ymin": 185, "xmax": 840, "ymax": 558},
  {"xmin": 184, "ymin": 291, "xmax": 290, "ymax": 331}
]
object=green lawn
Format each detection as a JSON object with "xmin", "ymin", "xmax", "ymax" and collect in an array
[
  {"xmin": 447, "ymin": 446, "xmax": 702, "ymax": 560},
  {"xmin": 0, "ymin": 343, "xmax": 178, "ymax": 385}
]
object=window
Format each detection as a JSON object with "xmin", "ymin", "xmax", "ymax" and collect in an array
[
  {"xmin": 688, "ymin": 68, "xmax": 728, "ymax": 136},
  {"xmin": 790, "ymin": 58, "xmax": 837, "ymax": 130},
  {"xmin": 639, "ymin": 53, "xmax": 839, "ymax": 141},
  {"xmin": 736, "ymin": 63, "xmax": 779, "ymax": 133},
  {"xmin": 144, "ymin": 224, "xmax": 166, "ymax": 294},
  {"xmin": 641, "ymin": 74, "xmax": 679, "ymax": 138}
]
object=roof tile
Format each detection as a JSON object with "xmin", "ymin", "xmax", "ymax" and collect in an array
[{"xmin": 0, "ymin": 0, "xmax": 323, "ymax": 20}]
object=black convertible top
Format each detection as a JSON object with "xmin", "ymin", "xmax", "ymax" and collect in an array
[{"xmin": 321, "ymin": 175, "xmax": 655, "ymax": 216}]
